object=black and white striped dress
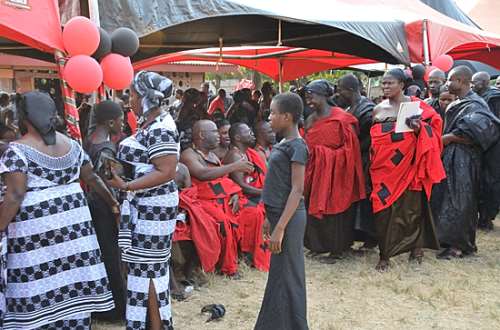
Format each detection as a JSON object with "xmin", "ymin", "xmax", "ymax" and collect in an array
[
  {"xmin": 117, "ymin": 112, "xmax": 179, "ymax": 330},
  {"xmin": 0, "ymin": 140, "xmax": 114, "ymax": 329}
]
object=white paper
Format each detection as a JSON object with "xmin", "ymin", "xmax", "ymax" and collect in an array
[{"xmin": 395, "ymin": 101, "xmax": 422, "ymax": 133}]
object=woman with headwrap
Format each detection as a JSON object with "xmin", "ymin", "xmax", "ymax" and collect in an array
[
  {"xmin": 84, "ymin": 100, "xmax": 126, "ymax": 322},
  {"xmin": 370, "ymin": 69, "xmax": 445, "ymax": 270},
  {"xmin": 303, "ymin": 79, "xmax": 366, "ymax": 263},
  {"xmin": 0, "ymin": 91, "xmax": 118, "ymax": 329},
  {"xmin": 106, "ymin": 71, "xmax": 179, "ymax": 330}
]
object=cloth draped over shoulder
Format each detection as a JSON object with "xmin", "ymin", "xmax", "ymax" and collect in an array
[
  {"xmin": 370, "ymin": 98, "xmax": 446, "ymax": 213},
  {"xmin": 305, "ymin": 107, "xmax": 366, "ymax": 218}
]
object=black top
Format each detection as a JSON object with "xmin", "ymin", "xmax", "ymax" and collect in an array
[{"xmin": 262, "ymin": 138, "xmax": 308, "ymax": 209}]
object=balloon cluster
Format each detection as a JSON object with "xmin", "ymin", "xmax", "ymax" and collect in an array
[{"xmin": 62, "ymin": 16, "xmax": 139, "ymax": 93}]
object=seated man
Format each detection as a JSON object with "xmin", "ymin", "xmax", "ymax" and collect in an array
[
  {"xmin": 180, "ymin": 120, "xmax": 254, "ymax": 277},
  {"xmin": 254, "ymin": 120, "xmax": 276, "ymax": 163},
  {"xmin": 223, "ymin": 122, "xmax": 270, "ymax": 271}
]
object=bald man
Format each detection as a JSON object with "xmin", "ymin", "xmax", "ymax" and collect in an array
[
  {"xmin": 432, "ymin": 66, "xmax": 500, "ymax": 258},
  {"xmin": 337, "ymin": 74, "xmax": 377, "ymax": 248},
  {"xmin": 425, "ymin": 68, "xmax": 447, "ymax": 118},
  {"xmin": 180, "ymin": 120, "xmax": 254, "ymax": 277},
  {"xmin": 223, "ymin": 122, "xmax": 271, "ymax": 271},
  {"xmin": 472, "ymin": 71, "xmax": 500, "ymax": 118}
]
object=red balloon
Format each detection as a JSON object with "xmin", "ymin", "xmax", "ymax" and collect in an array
[
  {"xmin": 64, "ymin": 55, "xmax": 103, "ymax": 93},
  {"xmin": 100, "ymin": 53, "xmax": 134, "ymax": 90},
  {"xmin": 63, "ymin": 16, "xmax": 100, "ymax": 56},
  {"xmin": 424, "ymin": 65, "xmax": 438, "ymax": 82},
  {"xmin": 433, "ymin": 54, "xmax": 454, "ymax": 72}
]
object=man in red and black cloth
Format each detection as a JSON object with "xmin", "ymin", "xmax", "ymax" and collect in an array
[
  {"xmin": 180, "ymin": 120, "xmax": 254, "ymax": 278},
  {"xmin": 371, "ymin": 69, "xmax": 445, "ymax": 270},
  {"xmin": 303, "ymin": 79, "xmax": 366, "ymax": 264},
  {"xmin": 223, "ymin": 122, "xmax": 270, "ymax": 271}
]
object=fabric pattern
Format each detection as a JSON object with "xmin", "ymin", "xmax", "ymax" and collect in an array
[
  {"xmin": 0, "ymin": 140, "xmax": 113, "ymax": 329},
  {"xmin": 117, "ymin": 111, "xmax": 179, "ymax": 329}
]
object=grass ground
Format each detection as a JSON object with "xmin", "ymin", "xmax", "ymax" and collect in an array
[{"xmin": 94, "ymin": 226, "xmax": 500, "ymax": 330}]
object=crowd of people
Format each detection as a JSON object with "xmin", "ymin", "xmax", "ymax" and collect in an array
[{"xmin": 0, "ymin": 65, "xmax": 499, "ymax": 329}]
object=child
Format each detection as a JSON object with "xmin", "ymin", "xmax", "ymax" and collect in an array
[{"xmin": 255, "ymin": 92, "xmax": 309, "ymax": 330}]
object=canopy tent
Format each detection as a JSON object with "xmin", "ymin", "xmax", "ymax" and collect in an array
[
  {"xmin": 229, "ymin": 0, "xmax": 500, "ymax": 68},
  {"xmin": 133, "ymin": 46, "xmax": 377, "ymax": 82},
  {"xmin": 0, "ymin": 0, "xmax": 64, "ymax": 61},
  {"xmin": 466, "ymin": 0, "xmax": 500, "ymax": 35},
  {"xmin": 419, "ymin": 0, "xmax": 480, "ymax": 28},
  {"xmin": 97, "ymin": 0, "xmax": 410, "ymax": 64}
]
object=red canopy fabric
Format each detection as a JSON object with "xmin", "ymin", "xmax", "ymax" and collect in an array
[
  {"xmin": 0, "ymin": 0, "xmax": 64, "ymax": 52},
  {"xmin": 133, "ymin": 47, "xmax": 376, "ymax": 81}
]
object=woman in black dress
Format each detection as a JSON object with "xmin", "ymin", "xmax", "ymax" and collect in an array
[{"xmin": 255, "ymin": 92, "xmax": 309, "ymax": 330}]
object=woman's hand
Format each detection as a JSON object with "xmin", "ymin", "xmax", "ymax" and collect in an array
[
  {"xmin": 229, "ymin": 194, "xmax": 240, "ymax": 214},
  {"xmin": 269, "ymin": 225, "xmax": 285, "ymax": 254},
  {"xmin": 106, "ymin": 169, "xmax": 127, "ymax": 190},
  {"xmin": 405, "ymin": 115, "xmax": 422, "ymax": 134},
  {"xmin": 262, "ymin": 218, "xmax": 271, "ymax": 241}
]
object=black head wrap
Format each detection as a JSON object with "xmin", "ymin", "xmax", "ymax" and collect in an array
[
  {"xmin": 133, "ymin": 70, "xmax": 173, "ymax": 115},
  {"xmin": 17, "ymin": 91, "xmax": 58, "ymax": 145},
  {"xmin": 95, "ymin": 100, "xmax": 123, "ymax": 123},
  {"xmin": 305, "ymin": 79, "xmax": 334, "ymax": 97},
  {"xmin": 384, "ymin": 68, "xmax": 407, "ymax": 83}
]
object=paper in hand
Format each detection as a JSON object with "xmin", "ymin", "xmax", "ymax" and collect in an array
[{"xmin": 395, "ymin": 101, "xmax": 422, "ymax": 133}]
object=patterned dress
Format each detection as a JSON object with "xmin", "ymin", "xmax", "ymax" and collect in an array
[
  {"xmin": 0, "ymin": 140, "xmax": 114, "ymax": 329},
  {"xmin": 117, "ymin": 112, "xmax": 179, "ymax": 330}
]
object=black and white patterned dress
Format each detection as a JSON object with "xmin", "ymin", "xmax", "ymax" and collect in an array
[
  {"xmin": 0, "ymin": 140, "xmax": 114, "ymax": 329},
  {"xmin": 117, "ymin": 112, "xmax": 179, "ymax": 330}
]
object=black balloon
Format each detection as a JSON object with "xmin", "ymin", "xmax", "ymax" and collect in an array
[
  {"xmin": 92, "ymin": 27, "xmax": 112, "ymax": 60},
  {"xmin": 411, "ymin": 64, "xmax": 426, "ymax": 80},
  {"xmin": 111, "ymin": 27, "xmax": 139, "ymax": 57}
]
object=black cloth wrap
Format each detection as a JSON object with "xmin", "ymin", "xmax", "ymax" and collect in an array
[
  {"xmin": 385, "ymin": 68, "xmax": 406, "ymax": 83},
  {"xmin": 20, "ymin": 91, "xmax": 58, "ymax": 145},
  {"xmin": 305, "ymin": 79, "xmax": 333, "ymax": 97}
]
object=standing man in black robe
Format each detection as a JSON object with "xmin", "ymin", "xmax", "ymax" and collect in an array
[
  {"xmin": 337, "ymin": 74, "xmax": 376, "ymax": 249},
  {"xmin": 432, "ymin": 66, "xmax": 500, "ymax": 258},
  {"xmin": 472, "ymin": 71, "xmax": 500, "ymax": 230},
  {"xmin": 425, "ymin": 68, "xmax": 447, "ymax": 119}
]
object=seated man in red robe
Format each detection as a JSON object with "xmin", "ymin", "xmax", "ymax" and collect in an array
[
  {"xmin": 223, "ymin": 122, "xmax": 271, "ymax": 271},
  {"xmin": 303, "ymin": 80, "xmax": 366, "ymax": 263},
  {"xmin": 180, "ymin": 120, "xmax": 254, "ymax": 277}
]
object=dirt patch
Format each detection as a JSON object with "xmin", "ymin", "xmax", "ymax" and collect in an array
[{"xmin": 94, "ymin": 227, "xmax": 500, "ymax": 330}]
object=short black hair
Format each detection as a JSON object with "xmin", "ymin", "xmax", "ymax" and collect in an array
[
  {"xmin": 216, "ymin": 119, "xmax": 230, "ymax": 129},
  {"xmin": 228, "ymin": 122, "xmax": 246, "ymax": 142},
  {"xmin": 272, "ymin": 92, "xmax": 303, "ymax": 123}
]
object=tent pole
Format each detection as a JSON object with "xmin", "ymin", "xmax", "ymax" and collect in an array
[
  {"xmin": 422, "ymin": 19, "xmax": 431, "ymax": 66},
  {"xmin": 54, "ymin": 51, "xmax": 81, "ymax": 141},
  {"xmin": 88, "ymin": 0, "xmax": 100, "ymax": 26},
  {"xmin": 278, "ymin": 59, "xmax": 283, "ymax": 93},
  {"xmin": 277, "ymin": 19, "xmax": 282, "ymax": 46}
]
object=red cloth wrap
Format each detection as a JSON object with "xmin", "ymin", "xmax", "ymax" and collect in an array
[
  {"xmin": 305, "ymin": 108, "xmax": 366, "ymax": 218},
  {"xmin": 370, "ymin": 98, "xmax": 446, "ymax": 213},
  {"xmin": 236, "ymin": 148, "xmax": 270, "ymax": 271},
  {"xmin": 173, "ymin": 187, "xmax": 221, "ymax": 273},
  {"xmin": 190, "ymin": 176, "xmax": 241, "ymax": 275}
]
